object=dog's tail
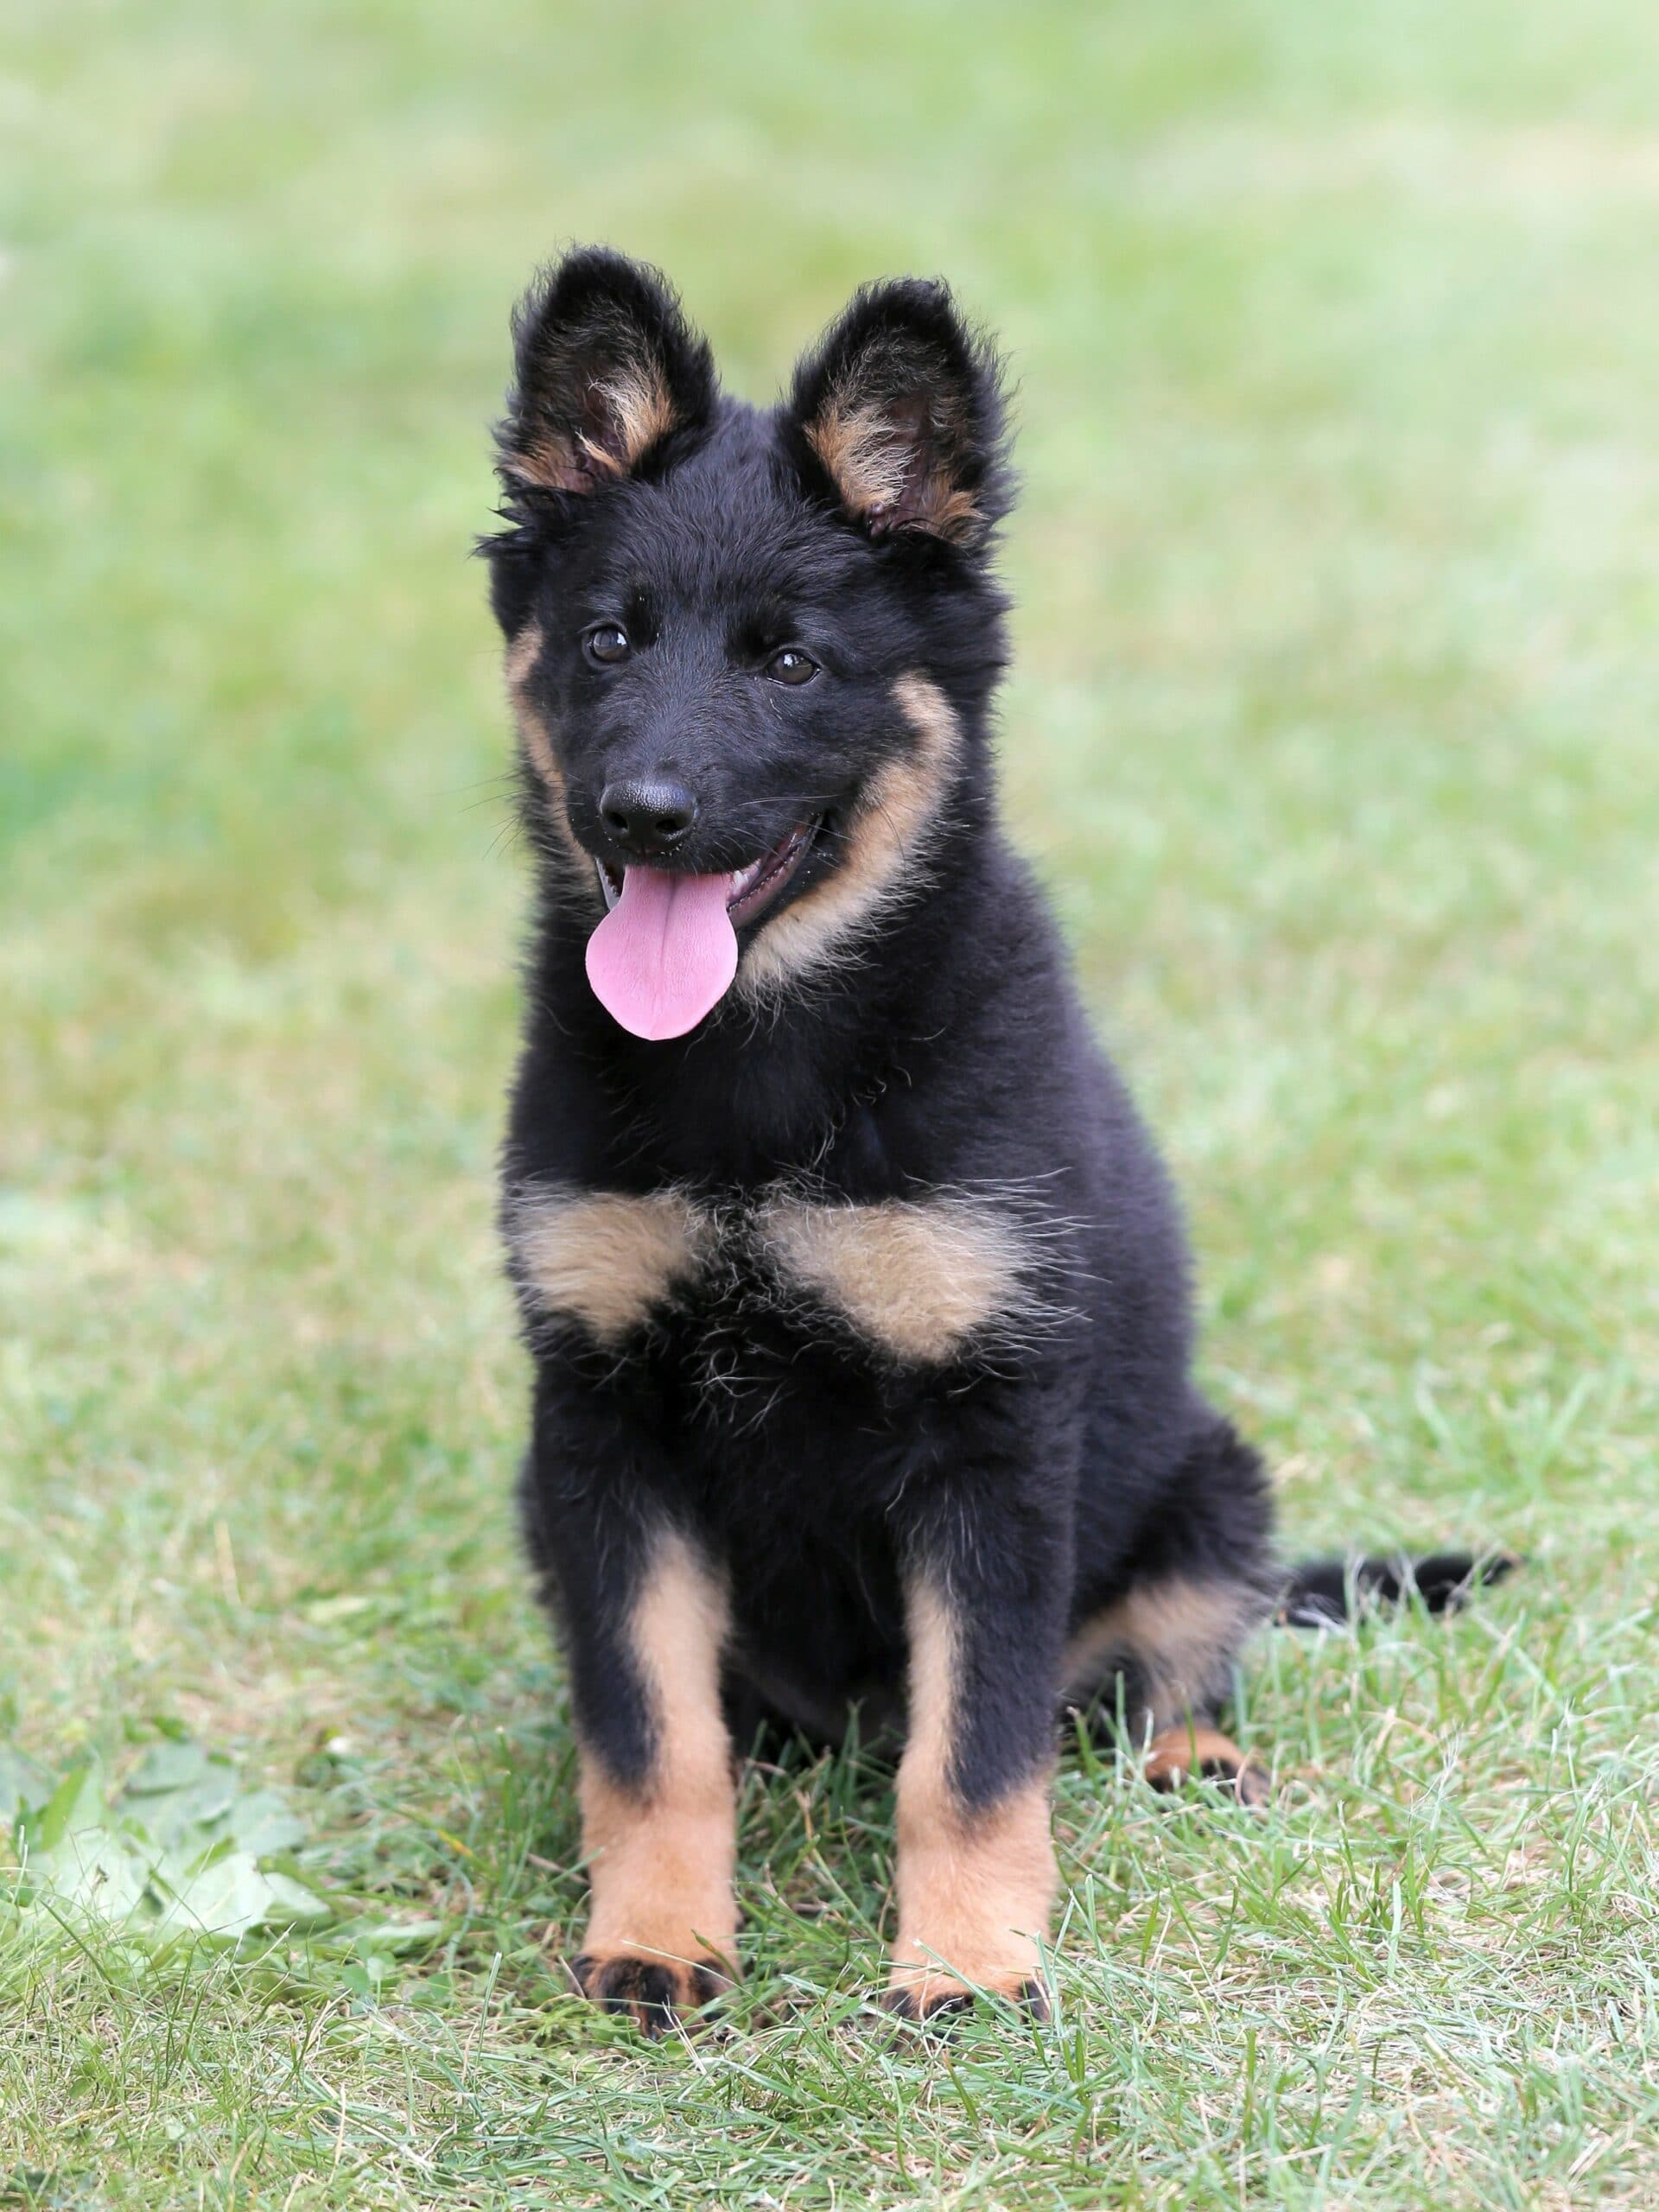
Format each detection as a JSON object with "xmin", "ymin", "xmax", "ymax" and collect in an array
[{"xmin": 1276, "ymin": 1549, "xmax": 1519, "ymax": 1628}]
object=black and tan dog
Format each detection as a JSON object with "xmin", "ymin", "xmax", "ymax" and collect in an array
[{"xmin": 485, "ymin": 249, "xmax": 1505, "ymax": 2033}]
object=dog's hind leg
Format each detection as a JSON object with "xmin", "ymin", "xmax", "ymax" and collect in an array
[
  {"xmin": 1064, "ymin": 1573, "xmax": 1273, "ymax": 1806},
  {"xmin": 1066, "ymin": 1410, "xmax": 1277, "ymax": 1807}
]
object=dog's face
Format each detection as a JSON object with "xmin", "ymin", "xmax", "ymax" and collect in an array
[{"xmin": 486, "ymin": 250, "xmax": 1011, "ymax": 1039}]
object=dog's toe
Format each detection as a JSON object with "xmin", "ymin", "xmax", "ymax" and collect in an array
[
  {"xmin": 568, "ymin": 1949, "xmax": 728, "ymax": 2037},
  {"xmin": 880, "ymin": 1970, "xmax": 1049, "ymax": 2031},
  {"xmin": 1213, "ymin": 1753, "xmax": 1272, "ymax": 1809}
]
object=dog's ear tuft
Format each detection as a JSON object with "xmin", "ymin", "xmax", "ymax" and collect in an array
[
  {"xmin": 785, "ymin": 280, "xmax": 1010, "ymax": 549},
  {"xmin": 496, "ymin": 248, "xmax": 715, "ymax": 499}
]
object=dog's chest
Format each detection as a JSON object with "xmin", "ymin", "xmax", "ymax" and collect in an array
[{"xmin": 504, "ymin": 1178, "xmax": 1055, "ymax": 1374}]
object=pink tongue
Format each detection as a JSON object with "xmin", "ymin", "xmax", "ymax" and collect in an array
[{"xmin": 585, "ymin": 867, "xmax": 738, "ymax": 1040}]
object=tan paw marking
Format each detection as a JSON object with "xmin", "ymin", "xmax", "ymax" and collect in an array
[
  {"xmin": 1144, "ymin": 1723, "xmax": 1270, "ymax": 1808},
  {"xmin": 880, "ymin": 1965, "xmax": 1049, "ymax": 2028}
]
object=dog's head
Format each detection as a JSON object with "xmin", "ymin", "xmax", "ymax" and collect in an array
[{"xmin": 486, "ymin": 248, "xmax": 1011, "ymax": 1040}]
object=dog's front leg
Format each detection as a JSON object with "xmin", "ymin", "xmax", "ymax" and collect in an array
[
  {"xmin": 569, "ymin": 1523, "xmax": 736, "ymax": 2033},
  {"xmin": 524, "ymin": 1421, "xmax": 737, "ymax": 2032},
  {"xmin": 883, "ymin": 1501, "xmax": 1067, "ymax": 2023}
]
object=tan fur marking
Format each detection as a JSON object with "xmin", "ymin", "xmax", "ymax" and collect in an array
[
  {"xmin": 511, "ymin": 692, "xmax": 567, "ymax": 806},
  {"xmin": 586, "ymin": 363, "xmax": 678, "ymax": 474},
  {"xmin": 504, "ymin": 618, "xmax": 544, "ymax": 690},
  {"xmin": 1144, "ymin": 1721, "xmax": 1265, "ymax": 1802},
  {"xmin": 806, "ymin": 395, "xmax": 979, "ymax": 542},
  {"xmin": 507, "ymin": 1185, "xmax": 714, "ymax": 1347},
  {"xmin": 756, "ymin": 1192, "xmax": 1030, "ymax": 1363},
  {"xmin": 887, "ymin": 1582, "xmax": 1056, "ymax": 2007},
  {"xmin": 506, "ymin": 439, "xmax": 581, "ymax": 494},
  {"xmin": 740, "ymin": 672, "xmax": 961, "ymax": 997},
  {"xmin": 1063, "ymin": 1574, "xmax": 1262, "ymax": 1729},
  {"xmin": 502, "ymin": 622, "xmax": 596, "ymax": 886},
  {"xmin": 579, "ymin": 1531, "xmax": 737, "ymax": 1973},
  {"xmin": 509, "ymin": 362, "xmax": 679, "ymax": 493},
  {"xmin": 808, "ymin": 397, "xmax": 913, "ymax": 518}
]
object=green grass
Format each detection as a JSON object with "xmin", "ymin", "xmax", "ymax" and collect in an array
[{"xmin": 3, "ymin": 0, "xmax": 1657, "ymax": 2202}]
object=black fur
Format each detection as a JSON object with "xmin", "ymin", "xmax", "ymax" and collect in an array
[
  {"xmin": 1278, "ymin": 1549, "xmax": 1519, "ymax": 1630},
  {"xmin": 482, "ymin": 250, "xmax": 1507, "ymax": 2016}
]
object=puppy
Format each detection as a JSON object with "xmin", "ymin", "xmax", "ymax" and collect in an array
[{"xmin": 484, "ymin": 249, "xmax": 1504, "ymax": 2032}]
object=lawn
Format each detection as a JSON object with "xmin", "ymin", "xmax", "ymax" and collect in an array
[{"xmin": 3, "ymin": 1, "xmax": 1657, "ymax": 2204}]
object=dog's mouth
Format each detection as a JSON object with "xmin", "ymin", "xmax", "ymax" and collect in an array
[
  {"xmin": 594, "ymin": 817, "xmax": 820, "ymax": 931},
  {"xmin": 586, "ymin": 818, "xmax": 823, "ymax": 1042}
]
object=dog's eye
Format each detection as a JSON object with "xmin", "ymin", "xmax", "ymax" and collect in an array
[
  {"xmin": 765, "ymin": 648, "xmax": 817, "ymax": 687},
  {"xmin": 584, "ymin": 624, "xmax": 631, "ymax": 667}
]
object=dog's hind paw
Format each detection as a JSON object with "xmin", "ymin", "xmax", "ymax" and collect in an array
[
  {"xmin": 1144, "ymin": 1725, "xmax": 1270, "ymax": 1808},
  {"xmin": 567, "ymin": 1948, "xmax": 731, "ymax": 2037}
]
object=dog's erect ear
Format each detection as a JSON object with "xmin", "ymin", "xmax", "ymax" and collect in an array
[
  {"xmin": 496, "ymin": 248, "xmax": 715, "ymax": 499},
  {"xmin": 785, "ymin": 280, "xmax": 1009, "ymax": 549}
]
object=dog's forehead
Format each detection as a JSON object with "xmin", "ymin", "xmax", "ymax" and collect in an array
[{"xmin": 600, "ymin": 409, "xmax": 862, "ymax": 613}]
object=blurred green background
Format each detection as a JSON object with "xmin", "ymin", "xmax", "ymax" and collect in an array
[{"xmin": 3, "ymin": 3, "xmax": 1657, "ymax": 2205}]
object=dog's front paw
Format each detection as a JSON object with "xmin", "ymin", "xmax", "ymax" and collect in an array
[
  {"xmin": 879, "ymin": 1966, "xmax": 1050, "ymax": 2029},
  {"xmin": 568, "ymin": 1947, "xmax": 731, "ymax": 2037}
]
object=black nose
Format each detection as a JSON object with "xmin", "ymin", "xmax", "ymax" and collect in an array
[{"xmin": 598, "ymin": 777, "xmax": 698, "ymax": 858}]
